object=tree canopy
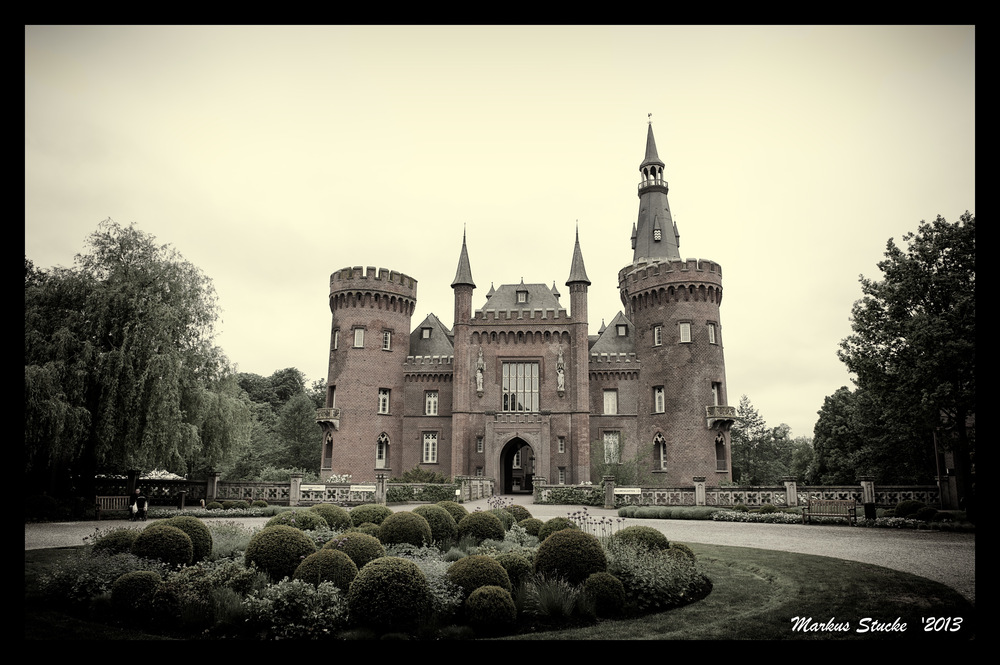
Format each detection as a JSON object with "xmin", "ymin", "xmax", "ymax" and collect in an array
[
  {"xmin": 25, "ymin": 219, "xmax": 251, "ymax": 496},
  {"xmin": 729, "ymin": 395, "xmax": 806, "ymax": 485},
  {"xmin": 829, "ymin": 212, "xmax": 974, "ymax": 490}
]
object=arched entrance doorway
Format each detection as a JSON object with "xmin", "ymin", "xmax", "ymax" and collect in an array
[{"xmin": 500, "ymin": 437, "xmax": 535, "ymax": 494}]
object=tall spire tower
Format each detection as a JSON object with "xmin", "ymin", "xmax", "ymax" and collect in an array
[{"xmin": 632, "ymin": 120, "xmax": 681, "ymax": 263}]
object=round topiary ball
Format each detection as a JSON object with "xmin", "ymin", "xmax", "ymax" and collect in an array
[
  {"xmin": 436, "ymin": 500, "xmax": 469, "ymax": 524},
  {"xmin": 445, "ymin": 554, "xmax": 512, "ymax": 599},
  {"xmin": 245, "ymin": 525, "xmax": 318, "ymax": 582},
  {"xmin": 158, "ymin": 516, "xmax": 213, "ymax": 562},
  {"xmin": 668, "ymin": 542, "xmax": 697, "ymax": 562},
  {"xmin": 353, "ymin": 522, "xmax": 381, "ymax": 537},
  {"xmin": 323, "ymin": 531, "xmax": 385, "ymax": 569},
  {"xmin": 378, "ymin": 511, "xmax": 433, "ymax": 548},
  {"xmin": 350, "ymin": 503, "xmax": 392, "ymax": 527},
  {"xmin": 206, "ymin": 501, "xmax": 223, "ymax": 510},
  {"xmin": 494, "ymin": 551, "xmax": 533, "ymax": 589},
  {"xmin": 293, "ymin": 548, "xmax": 359, "ymax": 591},
  {"xmin": 533, "ymin": 528, "xmax": 607, "ymax": 586},
  {"xmin": 111, "ymin": 570, "xmax": 163, "ymax": 613},
  {"xmin": 251, "ymin": 500, "xmax": 269, "ymax": 508},
  {"xmin": 91, "ymin": 528, "xmax": 140, "ymax": 555},
  {"xmin": 517, "ymin": 517, "xmax": 544, "ymax": 537},
  {"xmin": 310, "ymin": 503, "xmax": 353, "ymax": 531},
  {"xmin": 131, "ymin": 524, "xmax": 194, "ymax": 567},
  {"xmin": 457, "ymin": 511, "xmax": 505, "ymax": 544},
  {"xmin": 347, "ymin": 556, "xmax": 432, "ymax": 632},
  {"xmin": 266, "ymin": 509, "xmax": 329, "ymax": 531},
  {"xmin": 609, "ymin": 525, "xmax": 670, "ymax": 553},
  {"xmin": 465, "ymin": 585, "xmax": 517, "ymax": 634},
  {"xmin": 505, "ymin": 504, "xmax": 533, "ymax": 522},
  {"xmin": 584, "ymin": 572, "xmax": 625, "ymax": 618},
  {"xmin": 537, "ymin": 516, "xmax": 580, "ymax": 542},
  {"xmin": 412, "ymin": 504, "xmax": 459, "ymax": 545}
]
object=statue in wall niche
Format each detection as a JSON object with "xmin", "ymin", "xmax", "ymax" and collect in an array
[
  {"xmin": 556, "ymin": 346, "xmax": 566, "ymax": 394},
  {"xmin": 476, "ymin": 347, "xmax": 485, "ymax": 395}
]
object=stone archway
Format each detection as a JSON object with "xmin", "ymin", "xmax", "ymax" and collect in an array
[{"xmin": 500, "ymin": 437, "xmax": 535, "ymax": 494}]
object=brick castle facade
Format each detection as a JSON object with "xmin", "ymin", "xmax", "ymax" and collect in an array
[{"xmin": 316, "ymin": 123, "xmax": 737, "ymax": 491}]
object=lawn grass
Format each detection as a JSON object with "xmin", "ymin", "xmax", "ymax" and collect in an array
[{"xmin": 25, "ymin": 543, "xmax": 974, "ymax": 641}]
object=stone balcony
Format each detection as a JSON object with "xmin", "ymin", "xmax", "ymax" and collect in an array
[
  {"xmin": 315, "ymin": 407, "xmax": 341, "ymax": 431},
  {"xmin": 705, "ymin": 405, "xmax": 739, "ymax": 430}
]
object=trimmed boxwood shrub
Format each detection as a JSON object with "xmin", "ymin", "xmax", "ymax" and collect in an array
[
  {"xmin": 324, "ymin": 531, "xmax": 386, "ymax": 569},
  {"xmin": 245, "ymin": 525, "xmax": 318, "ymax": 582},
  {"xmin": 457, "ymin": 511, "xmax": 505, "ymax": 544},
  {"xmin": 91, "ymin": 528, "xmax": 140, "ymax": 555},
  {"xmin": 436, "ymin": 500, "xmax": 469, "ymax": 524},
  {"xmin": 494, "ymin": 551, "xmax": 533, "ymax": 589},
  {"xmin": 534, "ymin": 528, "xmax": 607, "ymax": 585},
  {"xmin": 446, "ymin": 554, "xmax": 511, "ymax": 600},
  {"xmin": 293, "ymin": 548, "xmax": 359, "ymax": 591},
  {"xmin": 251, "ymin": 499, "xmax": 269, "ymax": 508},
  {"xmin": 378, "ymin": 511, "xmax": 433, "ymax": 548},
  {"xmin": 505, "ymin": 504, "xmax": 533, "ymax": 522},
  {"xmin": 584, "ymin": 572, "xmax": 625, "ymax": 618},
  {"xmin": 111, "ymin": 570, "xmax": 163, "ymax": 613},
  {"xmin": 266, "ymin": 509, "xmax": 328, "ymax": 531},
  {"xmin": 914, "ymin": 506, "xmax": 939, "ymax": 522},
  {"xmin": 158, "ymin": 516, "xmax": 213, "ymax": 562},
  {"xmin": 894, "ymin": 500, "xmax": 927, "ymax": 519},
  {"xmin": 310, "ymin": 503, "xmax": 352, "ymax": 531},
  {"xmin": 131, "ymin": 524, "xmax": 194, "ymax": 567},
  {"xmin": 206, "ymin": 501, "xmax": 224, "ymax": 510},
  {"xmin": 517, "ymin": 517, "xmax": 544, "ymax": 537},
  {"xmin": 465, "ymin": 585, "xmax": 517, "ymax": 634},
  {"xmin": 669, "ymin": 542, "xmax": 697, "ymax": 562},
  {"xmin": 412, "ymin": 504, "xmax": 459, "ymax": 545},
  {"xmin": 350, "ymin": 503, "xmax": 392, "ymax": 527},
  {"xmin": 347, "ymin": 557, "xmax": 432, "ymax": 632},
  {"xmin": 353, "ymin": 522, "xmax": 381, "ymax": 537},
  {"xmin": 609, "ymin": 525, "xmax": 670, "ymax": 552},
  {"xmin": 537, "ymin": 516, "xmax": 580, "ymax": 542}
]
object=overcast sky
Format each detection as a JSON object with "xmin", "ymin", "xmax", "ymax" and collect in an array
[{"xmin": 25, "ymin": 25, "xmax": 975, "ymax": 439}]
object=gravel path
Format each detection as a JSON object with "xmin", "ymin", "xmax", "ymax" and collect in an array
[{"xmin": 25, "ymin": 496, "xmax": 975, "ymax": 605}]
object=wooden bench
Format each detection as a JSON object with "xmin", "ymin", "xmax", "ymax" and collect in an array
[
  {"xmin": 95, "ymin": 495, "xmax": 130, "ymax": 520},
  {"xmin": 802, "ymin": 498, "xmax": 858, "ymax": 525}
]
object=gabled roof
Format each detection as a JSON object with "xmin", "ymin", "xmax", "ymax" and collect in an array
[
  {"xmin": 409, "ymin": 312, "xmax": 454, "ymax": 356},
  {"xmin": 588, "ymin": 311, "xmax": 635, "ymax": 355},
  {"xmin": 478, "ymin": 281, "xmax": 562, "ymax": 313}
]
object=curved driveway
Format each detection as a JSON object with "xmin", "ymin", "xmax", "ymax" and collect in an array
[{"xmin": 24, "ymin": 496, "xmax": 975, "ymax": 605}]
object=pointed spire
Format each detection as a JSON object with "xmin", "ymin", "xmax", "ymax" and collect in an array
[
  {"xmin": 566, "ymin": 224, "xmax": 591, "ymax": 286},
  {"xmin": 641, "ymin": 118, "xmax": 664, "ymax": 170},
  {"xmin": 633, "ymin": 120, "xmax": 681, "ymax": 263},
  {"xmin": 451, "ymin": 227, "xmax": 476, "ymax": 288}
]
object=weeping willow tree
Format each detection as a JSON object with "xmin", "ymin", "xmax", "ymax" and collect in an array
[{"xmin": 25, "ymin": 219, "xmax": 252, "ymax": 497}]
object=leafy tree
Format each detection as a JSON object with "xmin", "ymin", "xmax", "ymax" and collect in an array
[
  {"xmin": 25, "ymin": 219, "xmax": 251, "ymax": 496},
  {"xmin": 837, "ymin": 212, "xmax": 974, "ymax": 495},
  {"xmin": 730, "ymin": 395, "xmax": 796, "ymax": 485}
]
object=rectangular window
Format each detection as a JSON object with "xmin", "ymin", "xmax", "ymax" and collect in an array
[
  {"xmin": 653, "ymin": 325, "xmax": 662, "ymax": 346},
  {"xmin": 328, "ymin": 385, "xmax": 336, "ymax": 408},
  {"xmin": 333, "ymin": 329, "xmax": 339, "ymax": 350},
  {"xmin": 354, "ymin": 328, "xmax": 365, "ymax": 348},
  {"xmin": 517, "ymin": 290, "xmax": 527, "ymax": 303},
  {"xmin": 382, "ymin": 331, "xmax": 392, "ymax": 351},
  {"xmin": 679, "ymin": 322, "xmax": 692, "ymax": 343},
  {"xmin": 558, "ymin": 467, "xmax": 566, "ymax": 484},
  {"xmin": 476, "ymin": 436, "xmax": 484, "ymax": 453},
  {"xmin": 654, "ymin": 386, "xmax": 665, "ymax": 413},
  {"xmin": 501, "ymin": 361, "xmax": 540, "ymax": 412},
  {"xmin": 712, "ymin": 382, "xmax": 722, "ymax": 406},
  {"xmin": 603, "ymin": 389, "xmax": 618, "ymax": 415},
  {"xmin": 421, "ymin": 327, "xmax": 431, "ymax": 339},
  {"xmin": 616, "ymin": 324, "xmax": 628, "ymax": 337},
  {"xmin": 557, "ymin": 436, "xmax": 565, "ymax": 454},
  {"xmin": 425, "ymin": 390, "xmax": 438, "ymax": 416},
  {"xmin": 603, "ymin": 431, "xmax": 621, "ymax": 464},
  {"xmin": 378, "ymin": 388, "xmax": 390, "ymax": 414},
  {"xmin": 422, "ymin": 432, "xmax": 438, "ymax": 464},
  {"xmin": 475, "ymin": 466, "xmax": 483, "ymax": 477},
  {"xmin": 707, "ymin": 323, "xmax": 717, "ymax": 345}
]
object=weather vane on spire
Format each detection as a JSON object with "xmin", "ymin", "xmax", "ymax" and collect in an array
[{"xmin": 648, "ymin": 112, "xmax": 652, "ymax": 124}]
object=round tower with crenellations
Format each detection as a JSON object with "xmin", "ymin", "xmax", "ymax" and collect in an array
[
  {"xmin": 618, "ymin": 122, "xmax": 736, "ymax": 485},
  {"xmin": 318, "ymin": 266, "xmax": 417, "ymax": 481}
]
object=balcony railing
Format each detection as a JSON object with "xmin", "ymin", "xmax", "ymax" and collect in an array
[
  {"xmin": 315, "ymin": 407, "xmax": 341, "ymax": 430},
  {"xmin": 706, "ymin": 405, "xmax": 739, "ymax": 430}
]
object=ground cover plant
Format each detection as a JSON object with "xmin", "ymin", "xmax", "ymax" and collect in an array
[{"xmin": 25, "ymin": 507, "xmax": 975, "ymax": 640}]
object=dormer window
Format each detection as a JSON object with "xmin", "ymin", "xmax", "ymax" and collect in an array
[
  {"xmin": 421, "ymin": 328, "xmax": 431, "ymax": 339},
  {"xmin": 617, "ymin": 324, "xmax": 628, "ymax": 337},
  {"xmin": 517, "ymin": 290, "xmax": 528, "ymax": 304}
]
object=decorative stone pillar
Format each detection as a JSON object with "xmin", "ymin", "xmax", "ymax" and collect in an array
[
  {"xmin": 207, "ymin": 471, "xmax": 221, "ymax": 503},
  {"xmin": 290, "ymin": 473, "xmax": 303, "ymax": 507},
  {"xmin": 375, "ymin": 473, "xmax": 387, "ymax": 506},
  {"xmin": 693, "ymin": 477, "xmax": 706, "ymax": 506},
  {"xmin": 532, "ymin": 477, "xmax": 547, "ymax": 504},
  {"xmin": 782, "ymin": 476, "xmax": 799, "ymax": 507},
  {"xmin": 604, "ymin": 475, "xmax": 616, "ymax": 509},
  {"xmin": 859, "ymin": 476, "xmax": 876, "ymax": 519}
]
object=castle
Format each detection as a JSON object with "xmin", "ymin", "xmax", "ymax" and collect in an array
[{"xmin": 316, "ymin": 123, "xmax": 737, "ymax": 491}]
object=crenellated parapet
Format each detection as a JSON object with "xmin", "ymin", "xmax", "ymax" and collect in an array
[
  {"xmin": 329, "ymin": 266, "xmax": 418, "ymax": 314},
  {"xmin": 474, "ymin": 306, "xmax": 570, "ymax": 321},
  {"xmin": 619, "ymin": 258, "xmax": 723, "ymax": 313}
]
